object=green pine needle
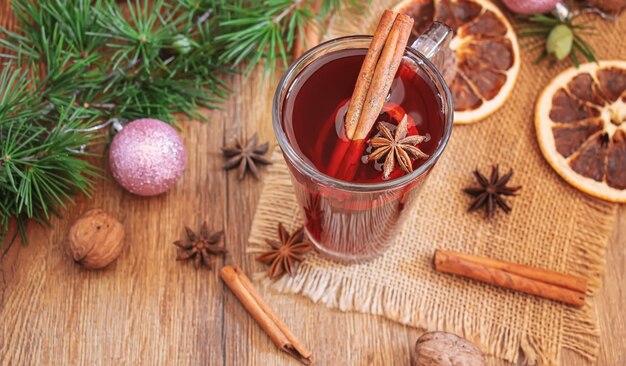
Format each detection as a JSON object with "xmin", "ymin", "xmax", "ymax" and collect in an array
[
  {"xmin": 0, "ymin": 65, "xmax": 101, "ymax": 244},
  {"xmin": 0, "ymin": 0, "xmax": 360, "ymax": 245},
  {"xmin": 517, "ymin": 12, "xmax": 598, "ymax": 67}
]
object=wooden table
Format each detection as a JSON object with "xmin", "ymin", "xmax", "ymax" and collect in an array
[{"xmin": 1, "ymin": 67, "xmax": 624, "ymax": 365}]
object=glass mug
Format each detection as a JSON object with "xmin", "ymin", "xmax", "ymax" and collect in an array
[{"xmin": 273, "ymin": 22, "xmax": 454, "ymax": 263}]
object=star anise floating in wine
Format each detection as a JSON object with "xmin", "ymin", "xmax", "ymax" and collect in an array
[
  {"xmin": 174, "ymin": 222, "xmax": 227, "ymax": 269},
  {"xmin": 222, "ymin": 133, "xmax": 272, "ymax": 180},
  {"xmin": 257, "ymin": 223, "xmax": 313, "ymax": 280},
  {"xmin": 463, "ymin": 165, "xmax": 522, "ymax": 218},
  {"xmin": 367, "ymin": 114, "xmax": 429, "ymax": 179}
]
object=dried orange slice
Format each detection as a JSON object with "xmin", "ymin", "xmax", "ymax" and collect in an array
[
  {"xmin": 536, "ymin": 61, "xmax": 626, "ymax": 202},
  {"xmin": 394, "ymin": 0, "xmax": 520, "ymax": 124}
]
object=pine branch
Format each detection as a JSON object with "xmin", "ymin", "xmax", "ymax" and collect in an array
[
  {"xmin": 517, "ymin": 12, "xmax": 597, "ymax": 66},
  {"xmin": 216, "ymin": 0, "xmax": 356, "ymax": 74},
  {"xmin": 0, "ymin": 0, "xmax": 230, "ymax": 244},
  {"xmin": 0, "ymin": 0, "xmax": 364, "ymax": 245},
  {"xmin": 0, "ymin": 65, "xmax": 101, "ymax": 244}
]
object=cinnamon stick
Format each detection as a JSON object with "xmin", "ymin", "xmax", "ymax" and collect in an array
[
  {"xmin": 219, "ymin": 265, "xmax": 313, "ymax": 365},
  {"xmin": 344, "ymin": 9, "xmax": 397, "ymax": 140},
  {"xmin": 434, "ymin": 249, "xmax": 587, "ymax": 307},
  {"xmin": 444, "ymin": 250, "xmax": 587, "ymax": 293},
  {"xmin": 352, "ymin": 13, "xmax": 413, "ymax": 140},
  {"xmin": 326, "ymin": 10, "xmax": 413, "ymax": 179}
]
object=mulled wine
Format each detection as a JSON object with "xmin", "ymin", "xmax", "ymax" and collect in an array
[
  {"xmin": 273, "ymin": 34, "xmax": 452, "ymax": 263},
  {"xmin": 283, "ymin": 48, "xmax": 445, "ymax": 183}
]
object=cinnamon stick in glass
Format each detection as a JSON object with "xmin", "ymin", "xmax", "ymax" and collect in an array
[
  {"xmin": 434, "ymin": 249, "xmax": 587, "ymax": 307},
  {"xmin": 219, "ymin": 265, "xmax": 313, "ymax": 365},
  {"xmin": 352, "ymin": 13, "xmax": 413, "ymax": 140},
  {"xmin": 326, "ymin": 10, "xmax": 413, "ymax": 179},
  {"xmin": 344, "ymin": 9, "xmax": 398, "ymax": 140}
]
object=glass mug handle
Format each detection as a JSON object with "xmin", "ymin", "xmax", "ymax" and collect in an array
[{"xmin": 409, "ymin": 21, "xmax": 456, "ymax": 83}]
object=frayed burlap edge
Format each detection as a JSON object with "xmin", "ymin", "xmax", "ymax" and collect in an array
[
  {"xmin": 560, "ymin": 197, "xmax": 615, "ymax": 362},
  {"xmin": 248, "ymin": 1, "xmax": 619, "ymax": 363},
  {"xmin": 248, "ymin": 151, "xmax": 616, "ymax": 365}
]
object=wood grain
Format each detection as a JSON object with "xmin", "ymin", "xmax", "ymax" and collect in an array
[{"xmin": 0, "ymin": 5, "xmax": 625, "ymax": 365}]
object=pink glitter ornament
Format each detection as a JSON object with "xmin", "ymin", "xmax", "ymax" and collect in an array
[
  {"xmin": 502, "ymin": 0, "xmax": 561, "ymax": 15},
  {"xmin": 109, "ymin": 118, "xmax": 186, "ymax": 196}
]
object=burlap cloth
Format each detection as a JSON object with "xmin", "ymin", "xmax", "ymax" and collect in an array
[{"xmin": 250, "ymin": 3, "xmax": 624, "ymax": 365}]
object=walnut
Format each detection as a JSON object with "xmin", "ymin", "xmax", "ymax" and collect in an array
[
  {"xmin": 68, "ymin": 209, "xmax": 125, "ymax": 269},
  {"xmin": 412, "ymin": 332, "xmax": 486, "ymax": 366}
]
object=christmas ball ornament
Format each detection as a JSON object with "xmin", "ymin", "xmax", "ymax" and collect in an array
[
  {"xmin": 109, "ymin": 118, "xmax": 186, "ymax": 196},
  {"xmin": 502, "ymin": 0, "xmax": 560, "ymax": 15}
]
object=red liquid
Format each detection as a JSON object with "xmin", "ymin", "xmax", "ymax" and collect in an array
[
  {"xmin": 283, "ymin": 48, "xmax": 445, "ymax": 183},
  {"xmin": 280, "ymin": 48, "xmax": 447, "ymax": 262}
]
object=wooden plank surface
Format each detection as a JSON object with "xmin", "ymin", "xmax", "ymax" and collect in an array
[
  {"xmin": 0, "ymin": 65, "xmax": 624, "ymax": 365},
  {"xmin": 0, "ymin": 0, "xmax": 625, "ymax": 358}
]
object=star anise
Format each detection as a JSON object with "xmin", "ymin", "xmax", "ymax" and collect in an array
[
  {"xmin": 256, "ymin": 223, "xmax": 313, "ymax": 280},
  {"xmin": 463, "ymin": 165, "xmax": 522, "ymax": 218},
  {"xmin": 367, "ymin": 114, "xmax": 429, "ymax": 179},
  {"xmin": 303, "ymin": 193, "xmax": 324, "ymax": 240},
  {"xmin": 222, "ymin": 133, "xmax": 272, "ymax": 180},
  {"xmin": 174, "ymin": 222, "xmax": 226, "ymax": 269}
]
